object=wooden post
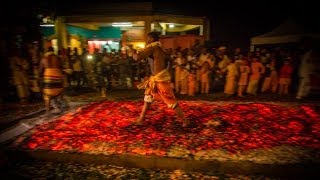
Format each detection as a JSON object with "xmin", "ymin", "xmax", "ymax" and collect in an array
[
  {"xmin": 144, "ymin": 17, "xmax": 152, "ymax": 41},
  {"xmin": 55, "ymin": 17, "xmax": 68, "ymax": 50}
]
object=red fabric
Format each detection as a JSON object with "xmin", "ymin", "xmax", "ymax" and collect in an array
[{"xmin": 279, "ymin": 65, "xmax": 293, "ymax": 78}]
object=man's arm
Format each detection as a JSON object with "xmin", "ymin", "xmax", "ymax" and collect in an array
[
  {"xmin": 133, "ymin": 46, "xmax": 153, "ymax": 61},
  {"xmin": 260, "ymin": 63, "xmax": 265, "ymax": 74},
  {"xmin": 38, "ymin": 58, "xmax": 45, "ymax": 75}
]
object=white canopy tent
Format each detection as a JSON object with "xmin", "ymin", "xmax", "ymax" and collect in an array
[{"xmin": 250, "ymin": 19, "xmax": 320, "ymax": 46}]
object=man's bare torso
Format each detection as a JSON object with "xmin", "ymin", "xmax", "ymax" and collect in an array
[
  {"xmin": 151, "ymin": 46, "xmax": 167, "ymax": 75},
  {"xmin": 137, "ymin": 45, "xmax": 166, "ymax": 75}
]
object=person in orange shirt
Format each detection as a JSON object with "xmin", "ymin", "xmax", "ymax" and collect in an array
[
  {"xmin": 187, "ymin": 69, "xmax": 196, "ymax": 96},
  {"xmin": 9, "ymin": 49, "xmax": 30, "ymax": 103},
  {"xmin": 174, "ymin": 52, "xmax": 183, "ymax": 93},
  {"xmin": 224, "ymin": 59, "xmax": 239, "ymax": 96},
  {"xmin": 261, "ymin": 58, "xmax": 278, "ymax": 93},
  {"xmin": 278, "ymin": 59, "xmax": 294, "ymax": 95},
  {"xmin": 238, "ymin": 60, "xmax": 250, "ymax": 97},
  {"xmin": 200, "ymin": 61, "xmax": 211, "ymax": 94},
  {"xmin": 247, "ymin": 57, "xmax": 265, "ymax": 95},
  {"xmin": 179, "ymin": 58, "xmax": 189, "ymax": 95}
]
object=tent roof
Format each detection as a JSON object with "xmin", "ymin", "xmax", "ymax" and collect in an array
[
  {"xmin": 251, "ymin": 19, "xmax": 320, "ymax": 45},
  {"xmin": 257, "ymin": 19, "xmax": 307, "ymax": 37}
]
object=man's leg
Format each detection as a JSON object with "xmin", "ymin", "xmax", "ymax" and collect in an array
[
  {"xmin": 174, "ymin": 105, "xmax": 189, "ymax": 127},
  {"xmin": 252, "ymin": 80, "xmax": 259, "ymax": 95},
  {"xmin": 51, "ymin": 97, "xmax": 62, "ymax": 114},
  {"xmin": 296, "ymin": 77, "xmax": 310, "ymax": 99},
  {"xmin": 57, "ymin": 93, "xmax": 68, "ymax": 112},
  {"xmin": 247, "ymin": 80, "xmax": 254, "ymax": 94},
  {"xmin": 45, "ymin": 99, "xmax": 51, "ymax": 116},
  {"xmin": 284, "ymin": 84, "xmax": 289, "ymax": 95},
  {"xmin": 136, "ymin": 101, "xmax": 151, "ymax": 124},
  {"xmin": 238, "ymin": 85, "xmax": 243, "ymax": 96},
  {"xmin": 43, "ymin": 94, "xmax": 51, "ymax": 116}
]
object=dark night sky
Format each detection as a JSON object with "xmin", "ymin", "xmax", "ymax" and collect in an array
[
  {"xmin": 1, "ymin": 0, "xmax": 318, "ymax": 49},
  {"xmin": 154, "ymin": 0, "xmax": 319, "ymax": 48}
]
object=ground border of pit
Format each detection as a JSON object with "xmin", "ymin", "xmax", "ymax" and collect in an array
[{"xmin": 5, "ymin": 149, "xmax": 320, "ymax": 178}]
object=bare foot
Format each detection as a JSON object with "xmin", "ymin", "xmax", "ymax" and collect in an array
[
  {"xmin": 44, "ymin": 113, "xmax": 52, "ymax": 117},
  {"xmin": 182, "ymin": 119, "xmax": 190, "ymax": 127},
  {"xmin": 52, "ymin": 108, "xmax": 62, "ymax": 114},
  {"xmin": 133, "ymin": 121, "xmax": 143, "ymax": 125},
  {"xmin": 133, "ymin": 117, "xmax": 144, "ymax": 125}
]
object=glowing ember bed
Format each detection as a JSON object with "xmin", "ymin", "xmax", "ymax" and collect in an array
[{"xmin": 12, "ymin": 101, "xmax": 320, "ymax": 165}]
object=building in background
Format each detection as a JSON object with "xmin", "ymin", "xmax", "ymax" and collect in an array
[{"xmin": 40, "ymin": 2, "xmax": 210, "ymax": 53}]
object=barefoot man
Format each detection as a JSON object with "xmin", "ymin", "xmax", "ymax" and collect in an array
[
  {"xmin": 133, "ymin": 32, "xmax": 189, "ymax": 127},
  {"xmin": 39, "ymin": 47, "xmax": 65, "ymax": 116}
]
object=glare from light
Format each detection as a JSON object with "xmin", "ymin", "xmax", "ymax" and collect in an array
[
  {"xmin": 107, "ymin": 40, "xmax": 113, "ymax": 44},
  {"xmin": 87, "ymin": 55, "xmax": 93, "ymax": 60},
  {"xmin": 112, "ymin": 22, "xmax": 133, "ymax": 27},
  {"xmin": 169, "ymin": 24, "xmax": 175, "ymax": 28},
  {"xmin": 112, "ymin": 22, "xmax": 131, "ymax": 25},
  {"xmin": 40, "ymin": 24, "xmax": 55, "ymax": 27},
  {"xmin": 112, "ymin": 24, "xmax": 133, "ymax": 27},
  {"xmin": 135, "ymin": 42, "xmax": 146, "ymax": 49}
]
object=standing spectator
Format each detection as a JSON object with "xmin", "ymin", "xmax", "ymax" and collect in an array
[
  {"xmin": 72, "ymin": 48, "xmax": 84, "ymax": 87},
  {"xmin": 296, "ymin": 39, "xmax": 316, "ymax": 99},
  {"xmin": 261, "ymin": 58, "xmax": 278, "ymax": 93},
  {"xmin": 247, "ymin": 57, "xmax": 265, "ymax": 95},
  {"xmin": 179, "ymin": 57, "xmax": 188, "ymax": 95},
  {"xmin": 200, "ymin": 61, "xmax": 211, "ymax": 94},
  {"xmin": 187, "ymin": 69, "xmax": 196, "ymax": 96},
  {"xmin": 278, "ymin": 58, "xmax": 294, "ymax": 95},
  {"xmin": 224, "ymin": 59, "xmax": 239, "ymax": 96},
  {"xmin": 9, "ymin": 49, "xmax": 30, "ymax": 103},
  {"xmin": 238, "ymin": 60, "xmax": 250, "ymax": 97},
  {"xmin": 174, "ymin": 52, "xmax": 183, "ymax": 93}
]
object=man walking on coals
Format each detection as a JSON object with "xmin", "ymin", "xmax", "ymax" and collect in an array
[{"xmin": 133, "ymin": 32, "xmax": 190, "ymax": 127}]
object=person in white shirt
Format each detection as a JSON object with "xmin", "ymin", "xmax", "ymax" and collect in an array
[{"xmin": 296, "ymin": 39, "xmax": 317, "ymax": 99}]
